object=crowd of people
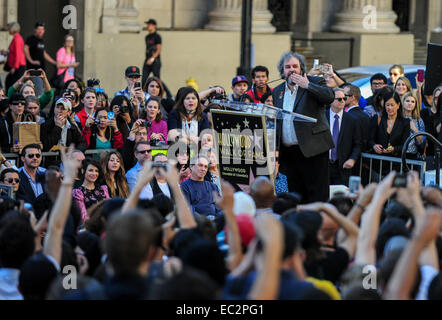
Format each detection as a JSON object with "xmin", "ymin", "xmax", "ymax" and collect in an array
[{"xmin": 0, "ymin": 19, "xmax": 441, "ymax": 301}]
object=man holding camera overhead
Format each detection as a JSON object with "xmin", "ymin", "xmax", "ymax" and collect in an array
[{"xmin": 114, "ymin": 65, "xmax": 149, "ymax": 120}]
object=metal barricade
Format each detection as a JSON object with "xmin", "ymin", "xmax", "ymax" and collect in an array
[{"xmin": 359, "ymin": 152, "xmax": 427, "ymax": 184}]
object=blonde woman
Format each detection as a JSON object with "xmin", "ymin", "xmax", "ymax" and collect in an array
[
  {"xmin": 401, "ymin": 91, "xmax": 425, "ymax": 159},
  {"xmin": 56, "ymin": 35, "xmax": 79, "ymax": 84},
  {"xmin": 394, "ymin": 76, "xmax": 412, "ymax": 99}
]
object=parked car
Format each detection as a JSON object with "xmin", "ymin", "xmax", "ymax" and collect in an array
[{"xmin": 337, "ymin": 64, "xmax": 426, "ymax": 99}]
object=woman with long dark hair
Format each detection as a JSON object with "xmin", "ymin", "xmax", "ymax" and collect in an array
[
  {"xmin": 72, "ymin": 158, "xmax": 110, "ymax": 223},
  {"xmin": 81, "ymin": 108, "xmax": 124, "ymax": 152},
  {"xmin": 369, "ymin": 91, "xmax": 410, "ymax": 158},
  {"xmin": 167, "ymin": 87, "xmax": 210, "ymax": 144},
  {"xmin": 140, "ymin": 96, "xmax": 168, "ymax": 145},
  {"xmin": 99, "ymin": 151, "xmax": 129, "ymax": 198}
]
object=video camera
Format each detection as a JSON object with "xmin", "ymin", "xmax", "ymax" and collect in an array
[{"xmin": 87, "ymin": 78, "xmax": 100, "ymax": 87}]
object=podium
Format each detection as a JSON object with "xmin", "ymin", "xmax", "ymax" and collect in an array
[{"xmin": 210, "ymin": 100, "xmax": 317, "ymax": 192}]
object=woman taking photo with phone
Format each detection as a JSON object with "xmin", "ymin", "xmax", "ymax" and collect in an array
[
  {"xmin": 7, "ymin": 68, "xmax": 54, "ymax": 110},
  {"xmin": 81, "ymin": 108, "xmax": 124, "ymax": 152},
  {"xmin": 73, "ymin": 158, "xmax": 110, "ymax": 223}
]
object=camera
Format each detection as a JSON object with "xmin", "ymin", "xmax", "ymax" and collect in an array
[
  {"xmin": 141, "ymin": 120, "xmax": 152, "ymax": 128},
  {"xmin": 87, "ymin": 78, "xmax": 100, "ymax": 87},
  {"xmin": 94, "ymin": 118, "xmax": 101, "ymax": 125},
  {"xmin": 392, "ymin": 173, "xmax": 407, "ymax": 188},
  {"xmin": 118, "ymin": 105, "xmax": 130, "ymax": 113},
  {"xmin": 29, "ymin": 69, "xmax": 42, "ymax": 77}
]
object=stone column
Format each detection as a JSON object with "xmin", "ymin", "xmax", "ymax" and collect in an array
[
  {"xmin": 116, "ymin": 0, "xmax": 141, "ymax": 33},
  {"xmin": 331, "ymin": 0, "xmax": 400, "ymax": 33},
  {"xmin": 101, "ymin": 0, "xmax": 120, "ymax": 34},
  {"xmin": 205, "ymin": 0, "xmax": 276, "ymax": 33}
]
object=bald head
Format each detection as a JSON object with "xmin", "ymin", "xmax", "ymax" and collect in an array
[{"xmin": 250, "ymin": 177, "xmax": 276, "ymax": 209}]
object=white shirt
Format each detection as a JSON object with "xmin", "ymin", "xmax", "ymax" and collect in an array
[
  {"xmin": 157, "ymin": 181, "xmax": 171, "ymax": 198},
  {"xmin": 329, "ymin": 109, "xmax": 344, "ymax": 159},
  {"xmin": 282, "ymin": 83, "xmax": 299, "ymax": 146},
  {"xmin": 182, "ymin": 119, "xmax": 198, "ymax": 138}
]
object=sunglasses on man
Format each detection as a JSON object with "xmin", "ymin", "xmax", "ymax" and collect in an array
[
  {"xmin": 26, "ymin": 153, "xmax": 41, "ymax": 159},
  {"xmin": 12, "ymin": 101, "xmax": 25, "ymax": 106},
  {"xmin": 5, "ymin": 178, "xmax": 20, "ymax": 183},
  {"xmin": 136, "ymin": 149, "xmax": 152, "ymax": 155},
  {"xmin": 335, "ymin": 97, "xmax": 348, "ymax": 102}
]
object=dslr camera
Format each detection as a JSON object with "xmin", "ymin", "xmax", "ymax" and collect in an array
[
  {"xmin": 141, "ymin": 120, "xmax": 152, "ymax": 128},
  {"xmin": 87, "ymin": 78, "xmax": 100, "ymax": 87}
]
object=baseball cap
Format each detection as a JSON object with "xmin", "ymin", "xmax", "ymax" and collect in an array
[
  {"xmin": 224, "ymin": 214, "xmax": 256, "ymax": 248},
  {"xmin": 232, "ymin": 75, "xmax": 248, "ymax": 87},
  {"xmin": 145, "ymin": 19, "xmax": 157, "ymax": 25},
  {"xmin": 55, "ymin": 97, "xmax": 72, "ymax": 111},
  {"xmin": 125, "ymin": 66, "xmax": 141, "ymax": 77},
  {"xmin": 233, "ymin": 192, "xmax": 256, "ymax": 217}
]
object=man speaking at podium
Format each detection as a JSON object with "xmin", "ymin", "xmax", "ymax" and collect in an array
[{"xmin": 272, "ymin": 52, "xmax": 334, "ymax": 203}]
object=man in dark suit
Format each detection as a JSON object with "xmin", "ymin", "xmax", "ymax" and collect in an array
[
  {"xmin": 16, "ymin": 143, "xmax": 46, "ymax": 204},
  {"xmin": 343, "ymin": 84, "xmax": 370, "ymax": 152},
  {"xmin": 272, "ymin": 52, "xmax": 334, "ymax": 203},
  {"xmin": 326, "ymin": 88, "xmax": 362, "ymax": 186}
]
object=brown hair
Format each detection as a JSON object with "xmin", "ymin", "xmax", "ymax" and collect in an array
[
  {"xmin": 143, "ymin": 77, "xmax": 164, "ymax": 98},
  {"xmin": 141, "ymin": 96, "xmax": 163, "ymax": 122},
  {"xmin": 401, "ymin": 91, "xmax": 420, "ymax": 120},
  {"xmin": 394, "ymin": 76, "xmax": 412, "ymax": 95},
  {"xmin": 173, "ymin": 87, "xmax": 204, "ymax": 122},
  {"xmin": 99, "ymin": 151, "xmax": 129, "ymax": 198}
]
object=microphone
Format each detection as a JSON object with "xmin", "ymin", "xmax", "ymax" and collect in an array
[{"xmin": 254, "ymin": 77, "xmax": 285, "ymax": 89}]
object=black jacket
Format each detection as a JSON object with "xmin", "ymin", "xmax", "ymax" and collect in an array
[
  {"xmin": 326, "ymin": 109, "xmax": 362, "ymax": 168},
  {"xmin": 369, "ymin": 116, "xmax": 410, "ymax": 157},
  {"xmin": 272, "ymin": 77, "xmax": 335, "ymax": 158},
  {"xmin": 0, "ymin": 111, "xmax": 35, "ymax": 152},
  {"xmin": 16, "ymin": 168, "xmax": 46, "ymax": 204},
  {"xmin": 40, "ymin": 117, "xmax": 88, "ymax": 152},
  {"xmin": 347, "ymin": 106, "xmax": 371, "ymax": 152}
]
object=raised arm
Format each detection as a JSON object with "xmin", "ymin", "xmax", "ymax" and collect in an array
[
  {"xmin": 121, "ymin": 160, "xmax": 156, "ymax": 213},
  {"xmin": 43, "ymin": 145, "xmax": 81, "ymax": 265},
  {"xmin": 354, "ymin": 171, "xmax": 397, "ymax": 266},
  {"xmin": 216, "ymin": 181, "xmax": 243, "ymax": 271},
  {"xmin": 162, "ymin": 162, "xmax": 197, "ymax": 229},
  {"xmin": 384, "ymin": 207, "xmax": 441, "ymax": 300},
  {"xmin": 248, "ymin": 214, "xmax": 283, "ymax": 300}
]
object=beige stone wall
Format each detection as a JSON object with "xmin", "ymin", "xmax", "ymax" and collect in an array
[
  {"xmin": 87, "ymin": 30, "xmax": 291, "ymax": 97},
  {"xmin": 310, "ymin": 32, "xmax": 414, "ymax": 70},
  {"xmin": 358, "ymin": 34, "xmax": 415, "ymax": 65},
  {"xmin": 134, "ymin": 0, "xmax": 213, "ymax": 29}
]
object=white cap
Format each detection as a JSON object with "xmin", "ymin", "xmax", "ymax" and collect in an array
[
  {"xmin": 55, "ymin": 97, "xmax": 72, "ymax": 111},
  {"xmin": 233, "ymin": 192, "xmax": 256, "ymax": 217}
]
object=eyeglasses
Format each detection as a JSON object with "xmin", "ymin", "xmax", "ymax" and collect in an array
[
  {"xmin": 136, "ymin": 131, "xmax": 148, "ymax": 136},
  {"xmin": 136, "ymin": 149, "xmax": 152, "ymax": 154},
  {"xmin": 12, "ymin": 101, "xmax": 25, "ymax": 106},
  {"xmin": 6, "ymin": 178, "xmax": 20, "ymax": 183},
  {"xmin": 334, "ymin": 97, "xmax": 347, "ymax": 102},
  {"xmin": 26, "ymin": 153, "xmax": 41, "ymax": 159}
]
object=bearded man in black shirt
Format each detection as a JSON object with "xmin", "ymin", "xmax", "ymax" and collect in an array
[{"xmin": 142, "ymin": 19, "xmax": 162, "ymax": 88}]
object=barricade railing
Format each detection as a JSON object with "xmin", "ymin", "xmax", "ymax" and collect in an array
[
  {"xmin": 3, "ymin": 149, "xmax": 117, "ymax": 167},
  {"xmin": 359, "ymin": 152, "xmax": 427, "ymax": 184}
]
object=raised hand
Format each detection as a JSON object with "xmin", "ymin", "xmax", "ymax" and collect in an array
[{"xmin": 60, "ymin": 144, "xmax": 81, "ymax": 183}]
